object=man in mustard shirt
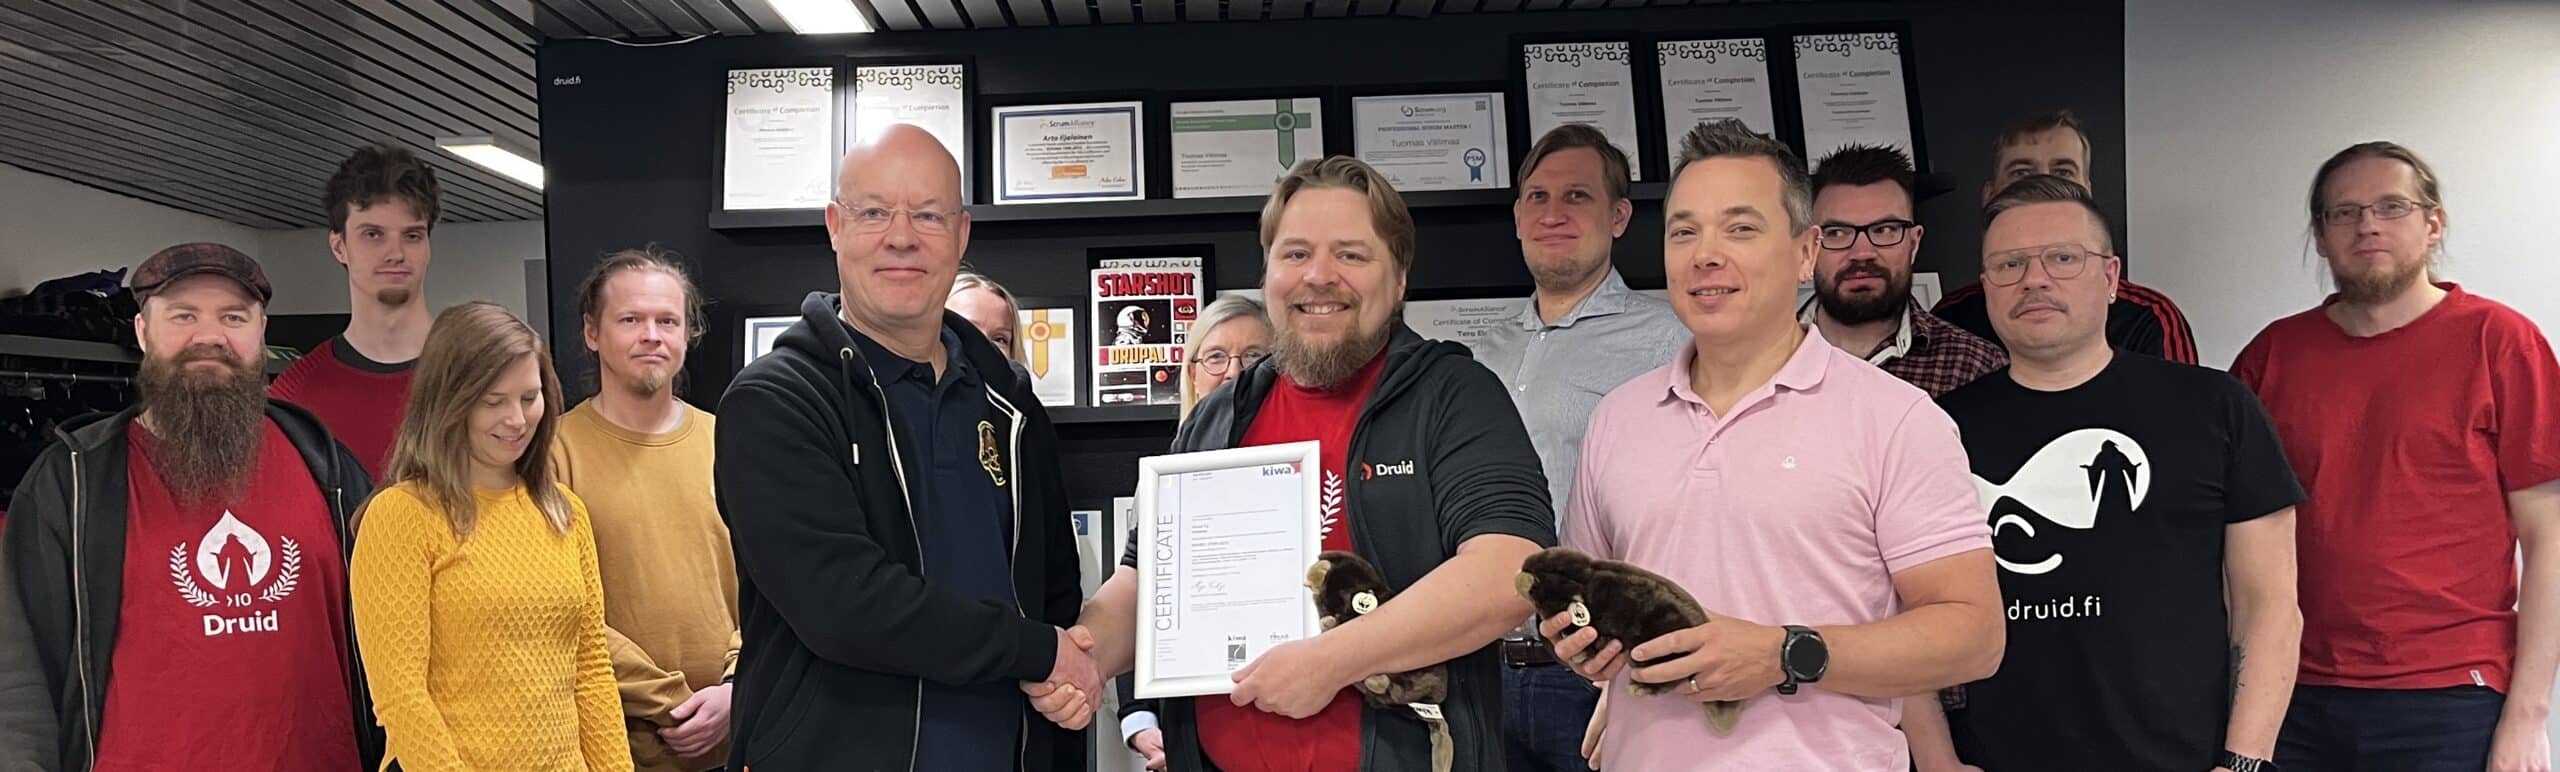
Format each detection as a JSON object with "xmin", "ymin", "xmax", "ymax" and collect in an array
[{"xmin": 554, "ymin": 247, "xmax": 742, "ymax": 771}]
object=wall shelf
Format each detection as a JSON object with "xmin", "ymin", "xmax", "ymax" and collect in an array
[
  {"xmin": 1049, "ymin": 404, "xmax": 1178, "ymax": 425},
  {"xmin": 708, "ymin": 188, "xmax": 1548, "ymax": 232}
]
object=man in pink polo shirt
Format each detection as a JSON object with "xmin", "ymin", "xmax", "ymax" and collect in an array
[{"xmin": 1543, "ymin": 119, "xmax": 2003, "ymax": 771}]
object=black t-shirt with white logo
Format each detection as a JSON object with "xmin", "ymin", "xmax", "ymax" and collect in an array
[{"xmin": 1938, "ymin": 354, "xmax": 2302, "ymax": 772}]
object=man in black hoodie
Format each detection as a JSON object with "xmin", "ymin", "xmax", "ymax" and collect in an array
[
  {"xmin": 715, "ymin": 123, "xmax": 1097, "ymax": 771},
  {"xmin": 0, "ymin": 243, "xmax": 383, "ymax": 772},
  {"xmin": 1081, "ymin": 156, "xmax": 1558, "ymax": 772}
]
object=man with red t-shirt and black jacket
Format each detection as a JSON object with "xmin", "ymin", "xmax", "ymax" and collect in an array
[
  {"xmin": 0, "ymin": 244, "xmax": 383, "ymax": 772},
  {"xmin": 2237, "ymin": 142, "xmax": 2560, "ymax": 771},
  {"xmin": 1081, "ymin": 156, "xmax": 1556, "ymax": 772},
  {"xmin": 270, "ymin": 144, "xmax": 440, "ymax": 479}
]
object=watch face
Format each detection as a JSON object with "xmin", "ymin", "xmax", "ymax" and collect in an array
[{"xmin": 1787, "ymin": 631, "xmax": 1828, "ymax": 678}]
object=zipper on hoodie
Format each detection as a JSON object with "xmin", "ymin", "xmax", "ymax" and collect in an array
[
  {"xmin": 984, "ymin": 389, "xmax": 1030, "ymax": 772},
  {"xmin": 844, "ymin": 348, "xmax": 926, "ymax": 772},
  {"xmin": 68, "ymin": 442, "xmax": 96, "ymax": 768}
]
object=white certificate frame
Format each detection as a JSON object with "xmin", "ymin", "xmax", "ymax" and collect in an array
[
  {"xmin": 1133, "ymin": 441, "xmax": 1326, "ymax": 700},
  {"xmin": 1792, "ymin": 31, "xmax": 1919, "ymax": 169},
  {"xmin": 1169, "ymin": 97, "xmax": 1326, "ymax": 200},
  {"xmin": 721, "ymin": 67, "xmax": 838, "ymax": 211},
  {"xmin": 1350, "ymin": 92, "xmax": 1512, "ymax": 192},
  {"xmin": 1520, "ymin": 42, "xmax": 1644, "ymax": 182},
  {"xmin": 847, "ymin": 61, "xmax": 972, "ymax": 204},
  {"xmin": 1655, "ymin": 38, "xmax": 1778, "ymax": 163},
  {"xmin": 741, "ymin": 315, "xmax": 796, "ymax": 369},
  {"xmin": 992, "ymin": 101, "xmax": 1147, "ymax": 205}
]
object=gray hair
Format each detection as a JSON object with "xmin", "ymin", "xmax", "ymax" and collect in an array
[
  {"xmin": 1180, "ymin": 295, "xmax": 1271, "ymax": 417},
  {"xmin": 1671, "ymin": 118, "xmax": 1815, "ymax": 236}
]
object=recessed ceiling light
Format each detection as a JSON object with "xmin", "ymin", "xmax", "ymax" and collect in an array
[
  {"xmin": 434, "ymin": 135, "xmax": 544, "ymax": 190},
  {"xmin": 770, "ymin": 0, "xmax": 873, "ymax": 34}
]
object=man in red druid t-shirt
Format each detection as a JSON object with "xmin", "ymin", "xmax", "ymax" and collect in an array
[
  {"xmin": 0, "ymin": 243, "xmax": 381, "ymax": 771},
  {"xmin": 2235, "ymin": 142, "xmax": 2560, "ymax": 771},
  {"xmin": 270, "ymin": 145, "xmax": 441, "ymax": 478}
]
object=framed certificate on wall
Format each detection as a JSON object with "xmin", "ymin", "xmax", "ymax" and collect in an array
[
  {"xmin": 992, "ymin": 101, "xmax": 1147, "ymax": 204},
  {"xmin": 1656, "ymin": 38, "xmax": 1779, "ymax": 160},
  {"xmin": 722, "ymin": 67, "xmax": 837, "ymax": 211},
  {"xmin": 1792, "ymin": 31, "xmax": 1920, "ymax": 168},
  {"xmin": 848, "ymin": 61, "xmax": 972, "ymax": 203},
  {"xmin": 1520, "ymin": 41, "xmax": 1644, "ymax": 181},
  {"xmin": 1351, "ymin": 92, "xmax": 1511, "ymax": 192}
]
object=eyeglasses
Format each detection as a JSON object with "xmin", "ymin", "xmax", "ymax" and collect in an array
[
  {"xmin": 2317, "ymin": 198, "xmax": 2430, "ymax": 228},
  {"xmin": 1817, "ymin": 219, "xmax": 1915, "ymax": 250},
  {"xmin": 834, "ymin": 201, "xmax": 961, "ymax": 235},
  {"xmin": 1983, "ymin": 245, "xmax": 2110, "ymax": 287},
  {"xmin": 1193, "ymin": 349, "xmax": 1267, "ymax": 377}
]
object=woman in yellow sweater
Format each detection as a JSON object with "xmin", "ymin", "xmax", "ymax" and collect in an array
[{"xmin": 350, "ymin": 301, "xmax": 631, "ymax": 772}]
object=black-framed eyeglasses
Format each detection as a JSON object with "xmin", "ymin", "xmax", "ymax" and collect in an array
[
  {"xmin": 2317, "ymin": 198, "xmax": 2430, "ymax": 228},
  {"xmin": 833, "ymin": 199, "xmax": 961, "ymax": 235},
  {"xmin": 1817, "ymin": 219, "xmax": 1916, "ymax": 250},
  {"xmin": 1983, "ymin": 245, "xmax": 2111, "ymax": 287},
  {"xmin": 1193, "ymin": 349, "xmax": 1267, "ymax": 377}
]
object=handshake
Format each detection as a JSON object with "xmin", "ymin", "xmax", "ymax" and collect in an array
[{"xmin": 1021, "ymin": 625, "xmax": 1103, "ymax": 730}]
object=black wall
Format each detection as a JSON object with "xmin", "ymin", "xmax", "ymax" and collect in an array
[{"xmin": 536, "ymin": 0, "xmax": 2125, "ymax": 503}]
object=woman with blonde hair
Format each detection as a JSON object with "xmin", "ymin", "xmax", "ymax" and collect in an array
[
  {"xmin": 1177, "ymin": 294, "xmax": 1272, "ymax": 420},
  {"xmin": 350, "ymin": 301, "xmax": 629, "ymax": 772}
]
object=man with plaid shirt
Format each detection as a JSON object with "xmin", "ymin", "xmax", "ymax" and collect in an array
[{"xmin": 1797, "ymin": 144, "xmax": 2005, "ymax": 397}]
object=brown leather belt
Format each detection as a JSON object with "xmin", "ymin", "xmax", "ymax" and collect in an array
[{"xmin": 1500, "ymin": 638, "xmax": 1559, "ymax": 667}]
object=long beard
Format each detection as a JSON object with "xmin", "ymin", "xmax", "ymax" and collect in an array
[
  {"xmin": 1272, "ymin": 307, "xmax": 1389, "ymax": 390},
  {"xmin": 138, "ymin": 348, "xmax": 269, "ymax": 506},
  {"xmin": 2333, "ymin": 256, "xmax": 2428, "ymax": 305},
  {"xmin": 1814, "ymin": 263, "xmax": 1911, "ymax": 325}
]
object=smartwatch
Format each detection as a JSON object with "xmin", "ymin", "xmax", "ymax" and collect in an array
[
  {"xmin": 1778, "ymin": 625, "xmax": 1827, "ymax": 696},
  {"xmin": 2220, "ymin": 751, "xmax": 2277, "ymax": 772}
]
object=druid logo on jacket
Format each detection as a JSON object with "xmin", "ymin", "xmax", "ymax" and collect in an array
[
  {"xmin": 169, "ymin": 510, "xmax": 302, "ymax": 637},
  {"xmin": 1973, "ymin": 428, "xmax": 2149, "ymax": 578}
]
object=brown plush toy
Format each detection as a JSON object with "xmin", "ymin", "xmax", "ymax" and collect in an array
[
  {"xmin": 1306, "ymin": 550, "xmax": 1455, "ymax": 772},
  {"xmin": 1515, "ymin": 546, "xmax": 1744, "ymax": 734}
]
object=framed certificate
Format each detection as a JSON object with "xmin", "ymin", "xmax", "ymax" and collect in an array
[
  {"xmin": 1519, "ymin": 41, "xmax": 1644, "ymax": 181},
  {"xmin": 1170, "ymin": 97, "xmax": 1325, "ymax": 199},
  {"xmin": 992, "ymin": 101, "xmax": 1146, "ymax": 204},
  {"xmin": 1134, "ymin": 441, "xmax": 1326, "ymax": 699},
  {"xmin": 1351, "ymin": 91, "xmax": 1511, "ymax": 192},
  {"xmin": 740, "ymin": 315, "xmax": 796, "ymax": 369},
  {"xmin": 722, "ymin": 67, "xmax": 838, "ymax": 211},
  {"xmin": 848, "ymin": 61, "xmax": 973, "ymax": 203},
  {"xmin": 1657, "ymin": 38, "xmax": 1779, "ymax": 163},
  {"xmin": 1014, "ymin": 302, "xmax": 1079, "ymax": 408},
  {"xmin": 1792, "ymin": 30, "xmax": 1921, "ymax": 169}
]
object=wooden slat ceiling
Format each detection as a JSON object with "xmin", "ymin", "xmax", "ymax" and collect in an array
[{"xmin": 3, "ymin": 0, "xmax": 1806, "ymax": 229}]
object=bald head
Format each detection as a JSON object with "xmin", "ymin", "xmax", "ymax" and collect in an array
[
  {"xmin": 838, "ymin": 123, "xmax": 962, "ymax": 204},
  {"xmin": 827, "ymin": 122, "xmax": 974, "ymax": 349}
]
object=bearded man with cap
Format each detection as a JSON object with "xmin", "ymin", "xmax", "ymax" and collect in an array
[{"xmin": 0, "ymin": 243, "xmax": 384, "ymax": 772}]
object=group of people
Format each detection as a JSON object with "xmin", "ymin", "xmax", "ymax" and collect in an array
[
  {"xmin": 0, "ymin": 105, "xmax": 2548, "ymax": 772},
  {"xmin": 0, "ymin": 148, "xmax": 739, "ymax": 772}
]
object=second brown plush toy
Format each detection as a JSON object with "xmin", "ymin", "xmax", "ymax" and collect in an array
[
  {"xmin": 1515, "ymin": 546, "xmax": 1744, "ymax": 734},
  {"xmin": 1306, "ymin": 550, "xmax": 1454, "ymax": 772}
]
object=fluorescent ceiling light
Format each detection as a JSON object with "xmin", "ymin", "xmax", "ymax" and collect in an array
[
  {"xmin": 435, "ymin": 135, "xmax": 544, "ymax": 190},
  {"xmin": 770, "ymin": 0, "xmax": 873, "ymax": 34}
]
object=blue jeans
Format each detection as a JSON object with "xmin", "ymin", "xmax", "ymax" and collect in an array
[
  {"xmin": 1504, "ymin": 662, "xmax": 1602, "ymax": 772},
  {"xmin": 2276, "ymin": 685, "xmax": 2502, "ymax": 771}
]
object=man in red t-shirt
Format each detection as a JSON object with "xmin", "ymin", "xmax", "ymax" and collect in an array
[
  {"xmin": 0, "ymin": 243, "xmax": 383, "ymax": 771},
  {"xmin": 1079, "ymin": 157, "xmax": 1557, "ymax": 772},
  {"xmin": 270, "ymin": 145, "xmax": 441, "ymax": 478},
  {"xmin": 2235, "ymin": 142, "xmax": 2560, "ymax": 771}
]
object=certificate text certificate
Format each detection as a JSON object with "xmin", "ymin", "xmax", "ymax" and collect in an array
[
  {"xmin": 1352, "ymin": 93, "xmax": 1510, "ymax": 192},
  {"xmin": 1139, "ymin": 446, "xmax": 1320, "ymax": 696},
  {"xmin": 994, "ymin": 102, "xmax": 1145, "ymax": 204}
]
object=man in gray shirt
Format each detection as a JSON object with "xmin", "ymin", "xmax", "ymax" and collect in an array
[{"xmin": 1467, "ymin": 124, "xmax": 1687, "ymax": 772}]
